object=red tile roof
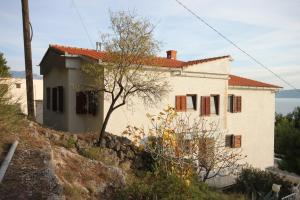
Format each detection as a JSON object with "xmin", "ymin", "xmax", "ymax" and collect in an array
[
  {"xmin": 229, "ymin": 75, "xmax": 281, "ymax": 88},
  {"xmin": 48, "ymin": 44, "xmax": 280, "ymax": 88},
  {"xmin": 49, "ymin": 44, "xmax": 229, "ymax": 68}
]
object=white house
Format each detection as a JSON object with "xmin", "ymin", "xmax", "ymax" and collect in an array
[
  {"xmin": 40, "ymin": 44, "xmax": 281, "ymax": 169},
  {"xmin": 0, "ymin": 77, "xmax": 43, "ymax": 124}
]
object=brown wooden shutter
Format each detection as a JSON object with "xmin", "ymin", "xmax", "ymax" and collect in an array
[
  {"xmin": 88, "ymin": 91, "xmax": 98, "ymax": 115},
  {"xmin": 205, "ymin": 96, "xmax": 210, "ymax": 115},
  {"xmin": 225, "ymin": 135, "xmax": 233, "ymax": 147},
  {"xmin": 52, "ymin": 88, "xmax": 58, "ymax": 111},
  {"xmin": 201, "ymin": 96, "xmax": 205, "ymax": 116},
  {"xmin": 175, "ymin": 96, "xmax": 181, "ymax": 111},
  {"xmin": 181, "ymin": 96, "xmax": 187, "ymax": 112},
  {"xmin": 76, "ymin": 92, "xmax": 87, "ymax": 114},
  {"xmin": 236, "ymin": 96, "xmax": 242, "ymax": 112},
  {"xmin": 46, "ymin": 87, "xmax": 51, "ymax": 110},
  {"xmin": 233, "ymin": 135, "xmax": 242, "ymax": 148},
  {"xmin": 58, "ymin": 86, "xmax": 64, "ymax": 112},
  {"xmin": 201, "ymin": 96, "xmax": 210, "ymax": 116},
  {"xmin": 175, "ymin": 95, "xmax": 186, "ymax": 112},
  {"xmin": 233, "ymin": 95, "xmax": 237, "ymax": 113}
]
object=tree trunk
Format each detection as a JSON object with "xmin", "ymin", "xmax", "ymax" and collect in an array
[{"xmin": 98, "ymin": 106, "xmax": 114, "ymax": 145}]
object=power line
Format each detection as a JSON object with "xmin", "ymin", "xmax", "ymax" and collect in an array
[
  {"xmin": 71, "ymin": 0, "xmax": 94, "ymax": 48},
  {"xmin": 174, "ymin": 0, "xmax": 298, "ymax": 90}
]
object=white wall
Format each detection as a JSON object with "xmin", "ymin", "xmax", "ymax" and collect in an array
[
  {"xmin": 227, "ymin": 87, "xmax": 276, "ymax": 169},
  {"xmin": 1, "ymin": 78, "xmax": 43, "ymax": 124}
]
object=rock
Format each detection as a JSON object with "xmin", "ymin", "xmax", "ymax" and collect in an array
[
  {"xmin": 120, "ymin": 144, "xmax": 126, "ymax": 151},
  {"xmin": 125, "ymin": 149, "xmax": 135, "ymax": 159},
  {"xmin": 114, "ymin": 141, "xmax": 121, "ymax": 151},
  {"xmin": 119, "ymin": 160, "xmax": 132, "ymax": 171},
  {"xmin": 71, "ymin": 134, "xmax": 78, "ymax": 141},
  {"xmin": 117, "ymin": 151, "xmax": 124, "ymax": 160},
  {"xmin": 107, "ymin": 140, "xmax": 115, "ymax": 149},
  {"xmin": 76, "ymin": 140, "xmax": 89, "ymax": 150},
  {"xmin": 100, "ymin": 139, "xmax": 106, "ymax": 148},
  {"xmin": 50, "ymin": 133, "xmax": 61, "ymax": 141}
]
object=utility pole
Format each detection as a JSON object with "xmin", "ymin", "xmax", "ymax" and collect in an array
[{"xmin": 21, "ymin": 0, "xmax": 35, "ymax": 120}]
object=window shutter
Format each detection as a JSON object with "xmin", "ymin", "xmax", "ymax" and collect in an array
[
  {"xmin": 46, "ymin": 87, "xmax": 51, "ymax": 110},
  {"xmin": 175, "ymin": 96, "xmax": 181, "ymax": 111},
  {"xmin": 58, "ymin": 86, "xmax": 64, "ymax": 112},
  {"xmin": 201, "ymin": 96, "xmax": 205, "ymax": 116},
  {"xmin": 236, "ymin": 96, "xmax": 242, "ymax": 112},
  {"xmin": 215, "ymin": 95, "xmax": 220, "ymax": 115},
  {"xmin": 175, "ymin": 95, "xmax": 186, "ymax": 112},
  {"xmin": 88, "ymin": 91, "xmax": 98, "ymax": 115},
  {"xmin": 205, "ymin": 96, "xmax": 210, "ymax": 115},
  {"xmin": 201, "ymin": 96, "xmax": 211, "ymax": 116},
  {"xmin": 76, "ymin": 92, "xmax": 87, "ymax": 114},
  {"xmin": 225, "ymin": 135, "xmax": 233, "ymax": 147},
  {"xmin": 52, "ymin": 88, "xmax": 58, "ymax": 111},
  {"xmin": 181, "ymin": 96, "xmax": 187, "ymax": 112},
  {"xmin": 233, "ymin": 96, "xmax": 237, "ymax": 113},
  {"xmin": 233, "ymin": 135, "xmax": 242, "ymax": 148}
]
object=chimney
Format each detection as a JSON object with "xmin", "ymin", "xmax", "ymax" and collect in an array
[
  {"xmin": 96, "ymin": 42, "xmax": 102, "ymax": 51},
  {"xmin": 166, "ymin": 50, "xmax": 177, "ymax": 59}
]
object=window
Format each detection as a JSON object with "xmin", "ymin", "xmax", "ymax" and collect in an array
[
  {"xmin": 51, "ymin": 86, "xmax": 63, "ymax": 112},
  {"xmin": 46, "ymin": 87, "xmax": 51, "ymax": 110},
  {"xmin": 52, "ymin": 88, "xmax": 58, "ymax": 111},
  {"xmin": 175, "ymin": 95, "xmax": 187, "ymax": 112},
  {"xmin": 186, "ymin": 94, "xmax": 197, "ymax": 110},
  {"xmin": 16, "ymin": 83, "xmax": 21, "ymax": 88},
  {"xmin": 228, "ymin": 95, "xmax": 242, "ymax": 113},
  {"xmin": 76, "ymin": 91, "xmax": 98, "ymax": 115},
  {"xmin": 225, "ymin": 134, "xmax": 242, "ymax": 148},
  {"xmin": 210, "ymin": 95, "xmax": 220, "ymax": 115}
]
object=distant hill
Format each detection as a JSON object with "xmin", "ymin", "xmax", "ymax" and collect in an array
[
  {"xmin": 10, "ymin": 70, "xmax": 42, "ymax": 80},
  {"xmin": 276, "ymin": 89, "xmax": 300, "ymax": 98}
]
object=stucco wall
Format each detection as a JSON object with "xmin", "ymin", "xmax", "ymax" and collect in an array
[
  {"xmin": 43, "ymin": 65, "xmax": 69, "ymax": 131},
  {"xmin": 2, "ymin": 78, "xmax": 43, "ymax": 124},
  {"xmin": 66, "ymin": 57, "xmax": 103, "ymax": 133},
  {"xmin": 104, "ymin": 69, "xmax": 229, "ymax": 136},
  {"xmin": 227, "ymin": 87, "xmax": 275, "ymax": 169}
]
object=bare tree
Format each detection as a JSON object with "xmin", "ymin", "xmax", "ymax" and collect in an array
[
  {"xmin": 123, "ymin": 107, "xmax": 246, "ymax": 182},
  {"xmin": 81, "ymin": 11, "xmax": 170, "ymax": 144}
]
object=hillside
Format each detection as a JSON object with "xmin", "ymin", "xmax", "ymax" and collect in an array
[
  {"xmin": 10, "ymin": 70, "xmax": 42, "ymax": 79},
  {"xmin": 0, "ymin": 119, "xmax": 246, "ymax": 200},
  {"xmin": 276, "ymin": 89, "xmax": 300, "ymax": 98}
]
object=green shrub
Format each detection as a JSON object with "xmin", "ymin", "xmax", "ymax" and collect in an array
[
  {"xmin": 63, "ymin": 138, "xmax": 76, "ymax": 149},
  {"xmin": 233, "ymin": 167, "xmax": 292, "ymax": 199},
  {"xmin": 115, "ymin": 171, "xmax": 245, "ymax": 200}
]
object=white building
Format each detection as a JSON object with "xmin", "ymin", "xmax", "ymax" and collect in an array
[
  {"xmin": 0, "ymin": 77, "xmax": 43, "ymax": 124},
  {"xmin": 40, "ymin": 44, "xmax": 281, "ymax": 169}
]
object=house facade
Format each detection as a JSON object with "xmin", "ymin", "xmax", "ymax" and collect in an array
[
  {"xmin": 0, "ymin": 77, "xmax": 43, "ymax": 124},
  {"xmin": 40, "ymin": 44, "xmax": 280, "ymax": 169}
]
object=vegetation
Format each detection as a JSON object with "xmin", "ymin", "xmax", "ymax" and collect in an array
[
  {"xmin": 123, "ymin": 107, "xmax": 245, "ymax": 182},
  {"xmin": 0, "ymin": 52, "xmax": 11, "ymax": 77},
  {"xmin": 81, "ymin": 11, "xmax": 169, "ymax": 144},
  {"xmin": 275, "ymin": 107, "xmax": 300, "ymax": 175},
  {"xmin": 232, "ymin": 167, "xmax": 292, "ymax": 199},
  {"xmin": 116, "ymin": 170, "xmax": 245, "ymax": 200}
]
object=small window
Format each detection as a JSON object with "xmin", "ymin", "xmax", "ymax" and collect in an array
[
  {"xmin": 227, "ymin": 95, "xmax": 242, "ymax": 113},
  {"xmin": 16, "ymin": 83, "xmax": 21, "ymax": 88},
  {"xmin": 225, "ymin": 135, "xmax": 242, "ymax": 148},
  {"xmin": 225, "ymin": 135, "xmax": 233, "ymax": 147},
  {"xmin": 76, "ymin": 90, "xmax": 98, "ymax": 115},
  {"xmin": 210, "ymin": 95, "xmax": 219, "ymax": 115},
  {"xmin": 186, "ymin": 94, "xmax": 197, "ymax": 110}
]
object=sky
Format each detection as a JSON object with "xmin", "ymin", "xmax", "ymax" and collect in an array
[{"xmin": 0, "ymin": 0, "xmax": 299, "ymax": 89}]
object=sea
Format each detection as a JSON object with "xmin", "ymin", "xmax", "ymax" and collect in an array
[{"xmin": 275, "ymin": 98, "xmax": 300, "ymax": 115}]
